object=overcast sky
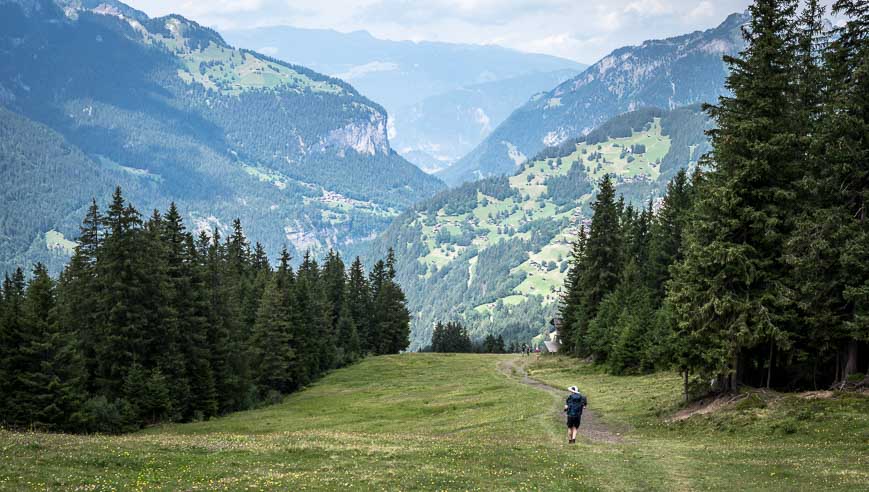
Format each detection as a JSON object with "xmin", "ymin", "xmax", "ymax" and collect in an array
[{"xmin": 124, "ymin": 1, "xmax": 836, "ymax": 63}]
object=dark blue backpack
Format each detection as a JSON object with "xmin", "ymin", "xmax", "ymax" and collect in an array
[{"xmin": 566, "ymin": 393, "xmax": 587, "ymax": 417}]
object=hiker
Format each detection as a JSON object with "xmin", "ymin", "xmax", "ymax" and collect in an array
[{"xmin": 564, "ymin": 385, "xmax": 587, "ymax": 444}]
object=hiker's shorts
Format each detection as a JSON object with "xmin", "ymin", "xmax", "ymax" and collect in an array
[{"xmin": 567, "ymin": 415, "xmax": 581, "ymax": 428}]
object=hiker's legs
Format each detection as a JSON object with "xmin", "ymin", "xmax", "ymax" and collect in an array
[{"xmin": 570, "ymin": 427, "xmax": 578, "ymax": 440}]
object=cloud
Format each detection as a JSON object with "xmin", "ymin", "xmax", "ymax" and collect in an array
[
  {"xmin": 684, "ymin": 1, "xmax": 716, "ymax": 20},
  {"xmin": 624, "ymin": 0, "xmax": 673, "ymax": 15},
  {"xmin": 257, "ymin": 45, "xmax": 279, "ymax": 56},
  {"xmin": 125, "ymin": 0, "xmax": 840, "ymax": 63}
]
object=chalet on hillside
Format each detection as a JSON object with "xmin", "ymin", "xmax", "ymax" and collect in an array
[{"xmin": 543, "ymin": 317, "xmax": 562, "ymax": 353}]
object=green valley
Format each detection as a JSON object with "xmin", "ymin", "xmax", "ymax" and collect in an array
[
  {"xmin": 2, "ymin": 354, "xmax": 866, "ymax": 490},
  {"xmin": 369, "ymin": 106, "xmax": 711, "ymax": 349},
  {"xmin": 0, "ymin": 0, "xmax": 443, "ymax": 275}
]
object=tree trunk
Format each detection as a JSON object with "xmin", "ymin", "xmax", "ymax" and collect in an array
[
  {"xmin": 729, "ymin": 353, "xmax": 741, "ymax": 392},
  {"xmin": 766, "ymin": 340, "xmax": 774, "ymax": 389},
  {"xmin": 683, "ymin": 369, "xmax": 689, "ymax": 403},
  {"xmin": 844, "ymin": 339, "xmax": 859, "ymax": 380}
]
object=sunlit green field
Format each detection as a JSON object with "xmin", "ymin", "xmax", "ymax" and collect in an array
[{"xmin": 1, "ymin": 354, "xmax": 867, "ymax": 490}]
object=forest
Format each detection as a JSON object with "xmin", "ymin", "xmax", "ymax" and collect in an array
[
  {"xmin": 558, "ymin": 0, "xmax": 868, "ymax": 397},
  {"xmin": 0, "ymin": 188, "xmax": 411, "ymax": 433}
]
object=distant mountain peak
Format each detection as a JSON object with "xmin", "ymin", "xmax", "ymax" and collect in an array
[{"xmin": 439, "ymin": 11, "xmax": 747, "ymax": 186}]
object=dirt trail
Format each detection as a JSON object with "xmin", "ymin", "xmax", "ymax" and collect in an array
[{"xmin": 498, "ymin": 358, "xmax": 625, "ymax": 444}]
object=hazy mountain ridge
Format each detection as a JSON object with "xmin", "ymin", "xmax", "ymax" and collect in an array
[
  {"xmin": 390, "ymin": 69, "xmax": 580, "ymax": 172},
  {"xmin": 222, "ymin": 25, "xmax": 586, "ymax": 172},
  {"xmin": 439, "ymin": 12, "xmax": 747, "ymax": 185},
  {"xmin": 368, "ymin": 106, "xmax": 712, "ymax": 349},
  {"xmin": 0, "ymin": 0, "xmax": 444, "ymax": 274}
]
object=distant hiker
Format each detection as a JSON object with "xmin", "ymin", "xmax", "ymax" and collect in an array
[{"xmin": 564, "ymin": 385, "xmax": 587, "ymax": 444}]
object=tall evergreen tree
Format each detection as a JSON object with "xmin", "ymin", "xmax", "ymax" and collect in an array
[
  {"xmin": 669, "ymin": 0, "xmax": 801, "ymax": 391},
  {"xmin": 347, "ymin": 257, "xmax": 374, "ymax": 354},
  {"xmin": 572, "ymin": 175, "xmax": 624, "ymax": 356},
  {"xmin": 10, "ymin": 264, "xmax": 85, "ymax": 429},
  {"xmin": 251, "ymin": 264, "xmax": 295, "ymax": 395},
  {"xmin": 559, "ymin": 226, "xmax": 587, "ymax": 355}
]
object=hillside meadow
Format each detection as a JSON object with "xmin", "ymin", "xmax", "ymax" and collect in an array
[{"xmin": 1, "ymin": 354, "xmax": 867, "ymax": 490}]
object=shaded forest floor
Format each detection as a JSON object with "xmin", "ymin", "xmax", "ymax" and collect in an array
[{"xmin": 1, "ymin": 354, "xmax": 868, "ymax": 490}]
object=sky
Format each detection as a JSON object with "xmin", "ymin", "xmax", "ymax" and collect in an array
[{"xmin": 123, "ymin": 1, "xmax": 836, "ymax": 63}]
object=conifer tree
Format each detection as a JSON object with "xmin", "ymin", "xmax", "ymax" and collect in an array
[
  {"xmin": 347, "ymin": 257, "xmax": 374, "ymax": 353},
  {"xmin": 669, "ymin": 0, "xmax": 802, "ymax": 391},
  {"xmin": 559, "ymin": 226, "xmax": 586, "ymax": 355},
  {"xmin": 648, "ymin": 169, "xmax": 692, "ymax": 302},
  {"xmin": 295, "ymin": 252, "xmax": 335, "ymax": 377},
  {"xmin": 251, "ymin": 269, "xmax": 295, "ymax": 395},
  {"xmin": 373, "ymin": 249, "xmax": 411, "ymax": 354},
  {"xmin": 571, "ymin": 175, "xmax": 624, "ymax": 356},
  {"xmin": 93, "ymin": 187, "xmax": 155, "ymax": 398}
]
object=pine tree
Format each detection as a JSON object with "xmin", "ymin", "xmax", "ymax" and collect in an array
[
  {"xmin": 788, "ymin": 0, "xmax": 869, "ymax": 381},
  {"xmin": 347, "ymin": 257, "xmax": 374, "ymax": 354},
  {"xmin": 669, "ymin": 0, "xmax": 802, "ymax": 391},
  {"xmin": 183, "ymin": 234, "xmax": 218, "ymax": 419},
  {"xmin": 373, "ymin": 249, "xmax": 411, "ymax": 354},
  {"xmin": 367, "ymin": 259, "xmax": 387, "ymax": 351},
  {"xmin": 336, "ymin": 299, "xmax": 361, "ymax": 365},
  {"xmin": 5, "ymin": 265, "xmax": 83, "ymax": 429},
  {"xmin": 571, "ymin": 175, "xmax": 624, "ymax": 357},
  {"xmin": 649, "ymin": 169, "xmax": 693, "ymax": 302},
  {"xmin": 251, "ymin": 269, "xmax": 295, "ymax": 395},
  {"xmin": 56, "ymin": 198, "xmax": 102, "ymax": 394},
  {"xmin": 295, "ymin": 252, "xmax": 335, "ymax": 378},
  {"xmin": 0, "ymin": 270, "xmax": 26, "ymax": 423},
  {"xmin": 322, "ymin": 250, "xmax": 348, "ymax": 356},
  {"xmin": 559, "ymin": 226, "xmax": 586, "ymax": 355},
  {"xmin": 93, "ymin": 187, "xmax": 156, "ymax": 399}
]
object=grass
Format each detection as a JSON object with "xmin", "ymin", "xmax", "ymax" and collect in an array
[
  {"xmin": 3, "ymin": 354, "xmax": 866, "ymax": 490},
  {"xmin": 528, "ymin": 356, "xmax": 869, "ymax": 491},
  {"xmin": 409, "ymin": 119, "xmax": 678, "ymax": 326},
  {"xmin": 44, "ymin": 230, "xmax": 77, "ymax": 256}
]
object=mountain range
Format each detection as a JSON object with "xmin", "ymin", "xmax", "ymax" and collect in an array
[
  {"xmin": 437, "ymin": 12, "xmax": 748, "ymax": 186},
  {"xmin": 0, "ymin": 0, "xmax": 443, "ymax": 274},
  {"xmin": 369, "ymin": 106, "xmax": 713, "ymax": 349},
  {"xmin": 222, "ymin": 26, "xmax": 585, "ymax": 171}
]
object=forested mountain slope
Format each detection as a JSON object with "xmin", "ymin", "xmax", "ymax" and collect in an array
[
  {"xmin": 369, "ymin": 106, "xmax": 711, "ymax": 349},
  {"xmin": 223, "ymin": 26, "xmax": 585, "ymax": 173},
  {"xmin": 0, "ymin": 0, "xmax": 444, "ymax": 274},
  {"xmin": 438, "ymin": 12, "xmax": 746, "ymax": 186}
]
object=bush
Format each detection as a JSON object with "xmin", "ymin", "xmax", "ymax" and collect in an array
[
  {"xmin": 733, "ymin": 393, "xmax": 767, "ymax": 411},
  {"xmin": 72, "ymin": 396, "xmax": 135, "ymax": 434},
  {"xmin": 769, "ymin": 417, "xmax": 799, "ymax": 435}
]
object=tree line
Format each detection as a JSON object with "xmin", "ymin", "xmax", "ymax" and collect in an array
[
  {"xmin": 559, "ymin": 0, "xmax": 867, "ymax": 398},
  {"xmin": 0, "ymin": 188, "xmax": 411, "ymax": 432},
  {"xmin": 426, "ymin": 321, "xmax": 507, "ymax": 353}
]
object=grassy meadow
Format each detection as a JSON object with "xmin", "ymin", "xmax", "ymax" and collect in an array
[{"xmin": 2, "ymin": 354, "xmax": 867, "ymax": 490}]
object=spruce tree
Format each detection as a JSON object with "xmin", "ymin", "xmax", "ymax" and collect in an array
[
  {"xmin": 93, "ymin": 187, "xmax": 155, "ymax": 399},
  {"xmin": 571, "ymin": 175, "xmax": 624, "ymax": 356},
  {"xmin": 649, "ymin": 169, "xmax": 692, "ymax": 302},
  {"xmin": 559, "ymin": 226, "xmax": 586, "ymax": 355},
  {"xmin": 251, "ymin": 270, "xmax": 295, "ymax": 395},
  {"xmin": 789, "ymin": 0, "xmax": 869, "ymax": 381},
  {"xmin": 669, "ymin": 0, "xmax": 802, "ymax": 391},
  {"xmin": 373, "ymin": 249, "xmax": 411, "ymax": 354},
  {"xmin": 347, "ymin": 257, "xmax": 374, "ymax": 354}
]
